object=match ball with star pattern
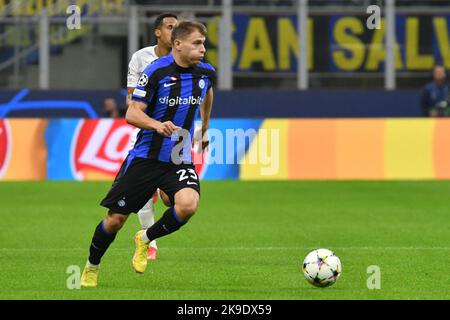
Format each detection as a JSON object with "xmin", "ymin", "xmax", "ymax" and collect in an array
[{"xmin": 302, "ymin": 248, "xmax": 342, "ymax": 288}]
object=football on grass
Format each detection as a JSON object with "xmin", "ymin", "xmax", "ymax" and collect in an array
[{"xmin": 302, "ymin": 248, "xmax": 342, "ymax": 287}]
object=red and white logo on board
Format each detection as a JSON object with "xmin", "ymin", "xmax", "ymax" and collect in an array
[
  {"xmin": 0, "ymin": 120, "xmax": 11, "ymax": 178},
  {"xmin": 72, "ymin": 119, "xmax": 134, "ymax": 180},
  {"xmin": 71, "ymin": 119, "xmax": 208, "ymax": 180}
]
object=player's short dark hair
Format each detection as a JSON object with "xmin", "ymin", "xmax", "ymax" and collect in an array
[
  {"xmin": 154, "ymin": 12, "xmax": 178, "ymax": 31},
  {"xmin": 171, "ymin": 20, "xmax": 207, "ymax": 43}
]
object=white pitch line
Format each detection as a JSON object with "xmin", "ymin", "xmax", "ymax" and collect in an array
[{"xmin": 0, "ymin": 246, "xmax": 449, "ymax": 252}]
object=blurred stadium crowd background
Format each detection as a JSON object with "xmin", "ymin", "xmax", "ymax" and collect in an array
[{"xmin": 1, "ymin": 1, "xmax": 449, "ymax": 106}]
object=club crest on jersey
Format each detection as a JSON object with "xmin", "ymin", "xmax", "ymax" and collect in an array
[
  {"xmin": 199, "ymin": 79, "xmax": 206, "ymax": 89},
  {"xmin": 138, "ymin": 74, "xmax": 148, "ymax": 87}
]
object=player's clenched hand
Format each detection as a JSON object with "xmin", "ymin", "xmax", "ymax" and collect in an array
[
  {"xmin": 192, "ymin": 128, "xmax": 209, "ymax": 153},
  {"xmin": 201, "ymin": 133, "xmax": 209, "ymax": 151},
  {"xmin": 156, "ymin": 121, "xmax": 180, "ymax": 137}
]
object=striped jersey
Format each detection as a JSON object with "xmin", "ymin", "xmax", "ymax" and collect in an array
[{"xmin": 131, "ymin": 53, "xmax": 216, "ymax": 164}]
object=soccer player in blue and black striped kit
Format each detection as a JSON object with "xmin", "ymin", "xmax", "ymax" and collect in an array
[{"xmin": 81, "ymin": 20, "xmax": 216, "ymax": 287}]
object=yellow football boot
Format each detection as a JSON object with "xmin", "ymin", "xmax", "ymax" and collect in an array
[
  {"xmin": 132, "ymin": 230, "xmax": 149, "ymax": 273},
  {"xmin": 80, "ymin": 265, "xmax": 99, "ymax": 287}
]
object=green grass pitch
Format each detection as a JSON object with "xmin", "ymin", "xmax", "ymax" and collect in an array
[{"xmin": 0, "ymin": 180, "xmax": 449, "ymax": 300}]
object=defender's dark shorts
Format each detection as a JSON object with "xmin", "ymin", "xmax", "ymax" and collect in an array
[{"xmin": 100, "ymin": 155, "xmax": 200, "ymax": 215}]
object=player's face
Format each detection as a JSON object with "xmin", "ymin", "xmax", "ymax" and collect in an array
[
  {"xmin": 156, "ymin": 17, "xmax": 177, "ymax": 49},
  {"xmin": 178, "ymin": 30, "xmax": 206, "ymax": 65},
  {"xmin": 433, "ymin": 66, "xmax": 446, "ymax": 82}
]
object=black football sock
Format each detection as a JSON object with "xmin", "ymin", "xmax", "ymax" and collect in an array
[
  {"xmin": 88, "ymin": 221, "xmax": 117, "ymax": 265},
  {"xmin": 145, "ymin": 207, "xmax": 186, "ymax": 242}
]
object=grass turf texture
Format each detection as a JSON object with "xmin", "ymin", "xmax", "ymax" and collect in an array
[{"xmin": 0, "ymin": 181, "xmax": 449, "ymax": 300}]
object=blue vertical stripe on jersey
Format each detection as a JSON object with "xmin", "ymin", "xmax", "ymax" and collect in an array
[
  {"xmin": 149, "ymin": 78, "xmax": 172, "ymax": 121},
  {"xmin": 131, "ymin": 131, "xmax": 154, "ymax": 158},
  {"xmin": 148, "ymin": 72, "xmax": 182, "ymax": 159},
  {"xmin": 133, "ymin": 78, "xmax": 172, "ymax": 158},
  {"xmin": 176, "ymin": 75, "xmax": 204, "ymax": 163},
  {"xmin": 158, "ymin": 73, "xmax": 193, "ymax": 163}
]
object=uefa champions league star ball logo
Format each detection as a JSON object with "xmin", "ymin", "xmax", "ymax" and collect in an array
[
  {"xmin": 138, "ymin": 74, "xmax": 148, "ymax": 87},
  {"xmin": 198, "ymin": 79, "xmax": 205, "ymax": 89}
]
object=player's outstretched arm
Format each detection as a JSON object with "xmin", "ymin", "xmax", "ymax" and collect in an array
[
  {"xmin": 198, "ymin": 88, "xmax": 213, "ymax": 150},
  {"xmin": 200, "ymin": 88, "xmax": 213, "ymax": 134},
  {"xmin": 126, "ymin": 101, "xmax": 179, "ymax": 137},
  {"xmin": 126, "ymin": 52, "xmax": 139, "ymax": 107},
  {"xmin": 126, "ymin": 87, "xmax": 135, "ymax": 107}
]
